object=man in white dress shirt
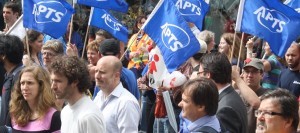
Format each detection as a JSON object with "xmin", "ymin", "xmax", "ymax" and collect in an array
[{"xmin": 94, "ymin": 56, "xmax": 141, "ymax": 133}]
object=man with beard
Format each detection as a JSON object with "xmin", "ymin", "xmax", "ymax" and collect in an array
[
  {"xmin": 94, "ymin": 56, "xmax": 140, "ymax": 133},
  {"xmin": 49, "ymin": 56, "xmax": 105, "ymax": 133},
  {"xmin": 278, "ymin": 42, "xmax": 300, "ymax": 97},
  {"xmin": 255, "ymin": 89, "xmax": 299, "ymax": 133}
]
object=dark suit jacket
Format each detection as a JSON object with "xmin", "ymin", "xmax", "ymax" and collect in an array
[{"xmin": 217, "ymin": 85, "xmax": 248, "ymax": 133}]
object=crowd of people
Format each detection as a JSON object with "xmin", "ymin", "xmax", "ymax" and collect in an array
[{"xmin": 0, "ymin": 1, "xmax": 299, "ymax": 133}]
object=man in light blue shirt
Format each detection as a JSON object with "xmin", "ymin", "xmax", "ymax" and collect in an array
[
  {"xmin": 178, "ymin": 78, "xmax": 221, "ymax": 133},
  {"xmin": 94, "ymin": 56, "xmax": 140, "ymax": 133}
]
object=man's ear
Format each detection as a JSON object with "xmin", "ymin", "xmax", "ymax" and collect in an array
[
  {"xmin": 71, "ymin": 80, "xmax": 79, "ymax": 88},
  {"xmin": 204, "ymin": 72, "xmax": 211, "ymax": 79},
  {"xmin": 284, "ymin": 118, "xmax": 293, "ymax": 129},
  {"xmin": 14, "ymin": 12, "xmax": 19, "ymax": 18},
  {"xmin": 197, "ymin": 105, "xmax": 205, "ymax": 112}
]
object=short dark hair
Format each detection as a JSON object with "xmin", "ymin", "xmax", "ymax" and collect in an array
[
  {"xmin": 260, "ymin": 88, "xmax": 299, "ymax": 131},
  {"xmin": 182, "ymin": 78, "xmax": 219, "ymax": 116},
  {"xmin": 4, "ymin": 1, "xmax": 21, "ymax": 14},
  {"xmin": 95, "ymin": 29, "xmax": 112, "ymax": 39},
  {"xmin": 99, "ymin": 39, "xmax": 120, "ymax": 56},
  {"xmin": 200, "ymin": 52, "xmax": 232, "ymax": 84},
  {"xmin": 0, "ymin": 35, "xmax": 24, "ymax": 64},
  {"xmin": 48, "ymin": 56, "xmax": 91, "ymax": 93}
]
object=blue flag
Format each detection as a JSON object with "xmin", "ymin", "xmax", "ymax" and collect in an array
[
  {"xmin": 236, "ymin": 0, "xmax": 300, "ymax": 57},
  {"xmin": 23, "ymin": 0, "xmax": 75, "ymax": 39},
  {"xmin": 89, "ymin": 8, "xmax": 128, "ymax": 43},
  {"xmin": 173, "ymin": 0, "xmax": 209, "ymax": 30},
  {"xmin": 285, "ymin": 0, "xmax": 300, "ymax": 13},
  {"xmin": 142, "ymin": 0, "xmax": 200, "ymax": 72},
  {"xmin": 77, "ymin": 0, "xmax": 128, "ymax": 13}
]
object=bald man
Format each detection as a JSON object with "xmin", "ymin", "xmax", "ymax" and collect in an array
[{"xmin": 93, "ymin": 56, "xmax": 141, "ymax": 133}]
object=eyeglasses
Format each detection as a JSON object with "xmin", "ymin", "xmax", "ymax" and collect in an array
[
  {"xmin": 197, "ymin": 71, "xmax": 206, "ymax": 76},
  {"xmin": 254, "ymin": 110, "xmax": 284, "ymax": 118},
  {"xmin": 42, "ymin": 52, "xmax": 55, "ymax": 57},
  {"xmin": 243, "ymin": 70, "xmax": 260, "ymax": 75}
]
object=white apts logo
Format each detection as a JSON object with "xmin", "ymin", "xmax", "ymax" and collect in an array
[
  {"xmin": 254, "ymin": 6, "xmax": 290, "ymax": 33},
  {"xmin": 32, "ymin": 1, "xmax": 67, "ymax": 23},
  {"xmin": 101, "ymin": 13, "xmax": 122, "ymax": 31},
  {"xmin": 161, "ymin": 23, "xmax": 190, "ymax": 52},
  {"xmin": 175, "ymin": 0, "xmax": 201, "ymax": 16}
]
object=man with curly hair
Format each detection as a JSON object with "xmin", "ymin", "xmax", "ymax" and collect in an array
[{"xmin": 49, "ymin": 55, "xmax": 105, "ymax": 133}]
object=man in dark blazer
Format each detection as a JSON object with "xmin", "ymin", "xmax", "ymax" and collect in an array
[{"xmin": 198, "ymin": 52, "xmax": 248, "ymax": 133}]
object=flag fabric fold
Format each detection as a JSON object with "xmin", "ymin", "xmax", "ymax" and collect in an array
[
  {"xmin": 173, "ymin": 0, "xmax": 209, "ymax": 30},
  {"xmin": 5, "ymin": 14, "xmax": 26, "ymax": 39},
  {"xmin": 142, "ymin": 0, "xmax": 200, "ymax": 73},
  {"xmin": 284, "ymin": 0, "xmax": 300, "ymax": 13},
  {"xmin": 89, "ymin": 8, "xmax": 128, "ymax": 43},
  {"xmin": 236, "ymin": 0, "xmax": 300, "ymax": 57},
  {"xmin": 77, "ymin": 0, "xmax": 128, "ymax": 13},
  {"xmin": 23, "ymin": 0, "xmax": 75, "ymax": 39}
]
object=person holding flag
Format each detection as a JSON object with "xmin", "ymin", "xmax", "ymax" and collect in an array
[
  {"xmin": 2, "ymin": 1, "xmax": 20, "ymax": 33},
  {"xmin": 235, "ymin": 0, "xmax": 300, "ymax": 57},
  {"xmin": 127, "ymin": 15, "xmax": 153, "ymax": 78}
]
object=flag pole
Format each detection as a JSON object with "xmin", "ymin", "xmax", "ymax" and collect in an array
[
  {"xmin": 120, "ymin": 0, "xmax": 164, "ymax": 60},
  {"xmin": 237, "ymin": 32, "xmax": 245, "ymax": 68},
  {"xmin": 230, "ymin": 31, "xmax": 237, "ymax": 63},
  {"xmin": 232, "ymin": 0, "xmax": 246, "ymax": 64},
  {"xmin": 68, "ymin": 0, "xmax": 75, "ymax": 44},
  {"xmin": 5, "ymin": 15, "xmax": 23, "ymax": 35},
  {"xmin": 82, "ymin": 7, "xmax": 96, "ymax": 59},
  {"xmin": 120, "ymin": 30, "xmax": 141, "ymax": 60},
  {"xmin": 25, "ymin": 28, "xmax": 30, "ymax": 57},
  {"xmin": 81, "ymin": 25, "xmax": 90, "ymax": 58}
]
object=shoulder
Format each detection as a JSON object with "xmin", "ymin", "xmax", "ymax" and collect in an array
[
  {"xmin": 219, "ymin": 87, "xmax": 245, "ymax": 108},
  {"xmin": 78, "ymin": 113, "xmax": 106, "ymax": 132},
  {"xmin": 119, "ymin": 89, "xmax": 138, "ymax": 102}
]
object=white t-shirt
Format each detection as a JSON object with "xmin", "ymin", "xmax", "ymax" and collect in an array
[{"xmin": 61, "ymin": 95, "xmax": 105, "ymax": 133}]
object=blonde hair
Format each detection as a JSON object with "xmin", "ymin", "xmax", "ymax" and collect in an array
[
  {"xmin": 86, "ymin": 39, "xmax": 102, "ymax": 52},
  {"xmin": 42, "ymin": 40, "xmax": 64, "ymax": 55},
  {"xmin": 9, "ymin": 66, "xmax": 56, "ymax": 127}
]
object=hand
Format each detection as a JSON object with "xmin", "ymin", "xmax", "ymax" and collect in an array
[
  {"xmin": 157, "ymin": 86, "xmax": 170, "ymax": 95},
  {"xmin": 139, "ymin": 46, "xmax": 148, "ymax": 53},
  {"xmin": 66, "ymin": 43, "xmax": 78, "ymax": 57},
  {"xmin": 246, "ymin": 38, "xmax": 254, "ymax": 49},
  {"xmin": 129, "ymin": 51, "xmax": 139, "ymax": 58},
  {"xmin": 22, "ymin": 54, "xmax": 33, "ymax": 66},
  {"xmin": 138, "ymin": 83, "xmax": 150, "ymax": 90},
  {"xmin": 188, "ymin": 22, "xmax": 195, "ymax": 28},
  {"xmin": 231, "ymin": 65, "xmax": 241, "ymax": 81}
]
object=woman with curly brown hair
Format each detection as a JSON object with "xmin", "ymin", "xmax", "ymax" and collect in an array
[{"xmin": 9, "ymin": 66, "xmax": 61, "ymax": 133}]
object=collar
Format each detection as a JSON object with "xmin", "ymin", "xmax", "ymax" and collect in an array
[
  {"xmin": 218, "ymin": 84, "xmax": 231, "ymax": 94},
  {"xmin": 188, "ymin": 115, "xmax": 217, "ymax": 132},
  {"xmin": 109, "ymin": 82, "xmax": 124, "ymax": 98}
]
